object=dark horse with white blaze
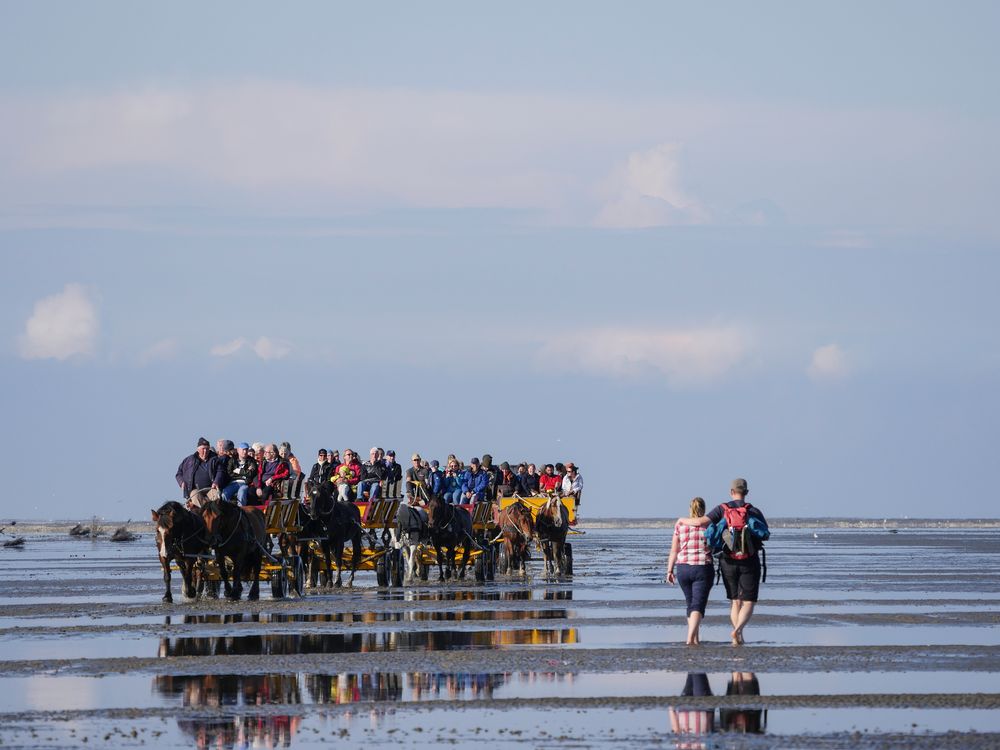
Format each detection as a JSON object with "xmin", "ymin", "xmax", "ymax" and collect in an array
[
  {"xmin": 151, "ymin": 501, "xmax": 209, "ymax": 603},
  {"xmin": 535, "ymin": 494, "xmax": 570, "ymax": 575},
  {"xmin": 307, "ymin": 482, "xmax": 363, "ymax": 587},
  {"xmin": 497, "ymin": 499, "xmax": 535, "ymax": 577},
  {"xmin": 201, "ymin": 500, "xmax": 267, "ymax": 601},
  {"xmin": 424, "ymin": 495, "xmax": 473, "ymax": 581}
]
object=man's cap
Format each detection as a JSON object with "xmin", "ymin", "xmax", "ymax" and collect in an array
[
  {"xmin": 731, "ymin": 477, "xmax": 749, "ymax": 493},
  {"xmin": 387, "ymin": 449, "xmax": 395, "ymax": 456},
  {"xmin": 411, "ymin": 453, "xmax": 421, "ymax": 461},
  {"xmin": 566, "ymin": 462, "xmax": 576, "ymax": 471},
  {"xmin": 430, "ymin": 460, "xmax": 439, "ymax": 468},
  {"xmin": 197, "ymin": 437, "xmax": 210, "ymax": 447},
  {"xmin": 238, "ymin": 442, "xmax": 250, "ymax": 450},
  {"xmin": 470, "ymin": 457, "xmax": 480, "ymax": 466},
  {"xmin": 500, "ymin": 461, "xmax": 510, "ymax": 471},
  {"xmin": 223, "ymin": 440, "xmax": 235, "ymax": 451},
  {"xmin": 318, "ymin": 449, "xmax": 327, "ymax": 455}
]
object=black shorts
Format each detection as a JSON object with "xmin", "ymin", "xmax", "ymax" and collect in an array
[{"xmin": 720, "ymin": 556, "xmax": 761, "ymax": 602}]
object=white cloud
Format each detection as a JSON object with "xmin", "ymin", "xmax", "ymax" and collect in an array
[
  {"xmin": 138, "ymin": 338, "xmax": 178, "ymax": 365},
  {"xmin": 808, "ymin": 343, "xmax": 851, "ymax": 380},
  {"xmin": 535, "ymin": 325, "xmax": 748, "ymax": 386},
  {"xmin": 18, "ymin": 283, "xmax": 99, "ymax": 360},
  {"xmin": 595, "ymin": 143, "xmax": 710, "ymax": 228},
  {"xmin": 253, "ymin": 337, "xmax": 292, "ymax": 360},
  {"xmin": 210, "ymin": 338, "xmax": 246, "ymax": 357}
]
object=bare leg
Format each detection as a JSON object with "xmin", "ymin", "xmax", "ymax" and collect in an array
[
  {"xmin": 732, "ymin": 600, "xmax": 755, "ymax": 645},
  {"xmin": 686, "ymin": 611, "xmax": 703, "ymax": 645}
]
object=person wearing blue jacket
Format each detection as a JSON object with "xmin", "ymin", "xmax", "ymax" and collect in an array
[
  {"xmin": 175, "ymin": 437, "xmax": 225, "ymax": 507},
  {"xmin": 460, "ymin": 457, "xmax": 490, "ymax": 503}
]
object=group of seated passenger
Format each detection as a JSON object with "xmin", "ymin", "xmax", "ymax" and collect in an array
[{"xmin": 176, "ymin": 437, "xmax": 581, "ymax": 508}]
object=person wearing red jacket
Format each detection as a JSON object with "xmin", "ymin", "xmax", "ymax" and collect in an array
[
  {"xmin": 538, "ymin": 463, "xmax": 560, "ymax": 493},
  {"xmin": 333, "ymin": 449, "xmax": 363, "ymax": 501}
]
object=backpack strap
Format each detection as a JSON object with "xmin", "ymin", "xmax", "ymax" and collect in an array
[{"xmin": 760, "ymin": 545, "xmax": 767, "ymax": 584}]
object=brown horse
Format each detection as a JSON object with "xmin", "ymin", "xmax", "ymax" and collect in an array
[
  {"xmin": 425, "ymin": 495, "xmax": 473, "ymax": 581},
  {"xmin": 497, "ymin": 500, "xmax": 534, "ymax": 577},
  {"xmin": 151, "ymin": 501, "xmax": 209, "ymax": 603},
  {"xmin": 202, "ymin": 500, "xmax": 267, "ymax": 600},
  {"xmin": 535, "ymin": 494, "xmax": 570, "ymax": 576}
]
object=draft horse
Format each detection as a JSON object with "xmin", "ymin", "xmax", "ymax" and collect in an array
[
  {"xmin": 201, "ymin": 500, "xmax": 267, "ymax": 601},
  {"xmin": 424, "ymin": 495, "xmax": 473, "ymax": 581},
  {"xmin": 392, "ymin": 499, "xmax": 430, "ymax": 582},
  {"xmin": 497, "ymin": 499, "xmax": 534, "ymax": 577},
  {"xmin": 151, "ymin": 501, "xmax": 209, "ymax": 603},
  {"xmin": 307, "ymin": 482, "xmax": 363, "ymax": 587},
  {"xmin": 535, "ymin": 494, "xmax": 570, "ymax": 576}
]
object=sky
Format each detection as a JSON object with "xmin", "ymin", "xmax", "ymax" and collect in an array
[{"xmin": 1, "ymin": 2, "xmax": 998, "ymax": 520}]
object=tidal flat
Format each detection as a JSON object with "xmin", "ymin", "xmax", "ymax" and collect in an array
[{"xmin": 1, "ymin": 525, "xmax": 998, "ymax": 748}]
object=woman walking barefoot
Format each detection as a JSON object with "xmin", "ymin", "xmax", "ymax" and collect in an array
[{"xmin": 666, "ymin": 497, "xmax": 714, "ymax": 645}]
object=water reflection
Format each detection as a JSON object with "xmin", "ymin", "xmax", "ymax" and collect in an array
[
  {"xmin": 668, "ymin": 672, "xmax": 766, "ymax": 748},
  {"xmin": 158, "ymin": 617, "xmax": 578, "ymax": 656}
]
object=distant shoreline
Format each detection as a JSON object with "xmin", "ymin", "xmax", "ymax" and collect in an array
[{"xmin": 4, "ymin": 516, "xmax": 999, "ymax": 535}]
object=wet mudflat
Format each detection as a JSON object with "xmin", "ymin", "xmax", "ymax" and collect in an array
[{"xmin": 1, "ymin": 525, "xmax": 999, "ymax": 748}]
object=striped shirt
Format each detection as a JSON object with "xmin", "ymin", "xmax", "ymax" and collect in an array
[{"xmin": 673, "ymin": 521, "xmax": 712, "ymax": 566}]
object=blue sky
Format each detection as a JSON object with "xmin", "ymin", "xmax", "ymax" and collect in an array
[{"xmin": 1, "ymin": 3, "xmax": 997, "ymax": 519}]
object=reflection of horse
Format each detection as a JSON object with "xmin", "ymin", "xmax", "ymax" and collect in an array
[
  {"xmin": 497, "ymin": 500, "xmax": 534, "ymax": 577},
  {"xmin": 425, "ymin": 495, "xmax": 473, "ymax": 581},
  {"xmin": 535, "ymin": 495, "xmax": 570, "ymax": 575},
  {"xmin": 201, "ymin": 500, "xmax": 266, "ymax": 601},
  {"xmin": 392, "ymin": 501, "xmax": 429, "ymax": 582},
  {"xmin": 307, "ymin": 483, "xmax": 362, "ymax": 587},
  {"xmin": 151, "ymin": 501, "xmax": 209, "ymax": 603}
]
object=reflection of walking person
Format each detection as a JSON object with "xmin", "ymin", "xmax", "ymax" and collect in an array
[
  {"xmin": 719, "ymin": 672, "xmax": 766, "ymax": 734},
  {"xmin": 668, "ymin": 673, "xmax": 714, "ymax": 746},
  {"xmin": 678, "ymin": 478, "xmax": 767, "ymax": 646},
  {"xmin": 666, "ymin": 497, "xmax": 714, "ymax": 645}
]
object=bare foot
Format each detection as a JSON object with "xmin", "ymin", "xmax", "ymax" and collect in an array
[{"xmin": 731, "ymin": 629, "xmax": 743, "ymax": 646}]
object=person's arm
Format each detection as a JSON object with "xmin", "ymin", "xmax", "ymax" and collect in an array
[
  {"xmin": 678, "ymin": 515, "xmax": 711, "ymax": 527},
  {"xmin": 666, "ymin": 527, "xmax": 680, "ymax": 583}
]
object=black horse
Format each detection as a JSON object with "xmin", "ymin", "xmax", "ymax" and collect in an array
[
  {"xmin": 535, "ymin": 494, "xmax": 570, "ymax": 576},
  {"xmin": 151, "ymin": 501, "xmax": 210, "ymax": 603},
  {"xmin": 201, "ymin": 500, "xmax": 267, "ymax": 601},
  {"xmin": 424, "ymin": 495, "xmax": 473, "ymax": 581},
  {"xmin": 307, "ymin": 483, "xmax": 363, "ymax": 587}
]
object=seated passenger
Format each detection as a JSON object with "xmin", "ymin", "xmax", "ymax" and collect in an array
[
  {"xmin": 497, "ymin": 462, "xmax": 519, "ymax": 498},
  {"xmin": 538, "ymin": 463, "xmax": 560, "ymax": 493},
  {"xmin": 522, "ymin": 463, "xmax": 541, "ymax": 495},
  {"xmin": 384, "ymin": 450, "xmax": 403, "ymax": 497},
  {"xmin": 480, "ymin": 454, "xmax": 500, "ymax": 502},
  {"xmin": 561, "ymin": 461, "xmax": 583, "ymax": 500},
  {"xmin": 428, "ymin": 460, "xmax": 444, "ymax": 499},
  {"xmin": 255, "ymin": 443, "xmax": 290, "ymax": 505},
  {"xmin": 176, "ymin": 437, "xmax": 225, "ymax": 508},
  {"xmin": 358, "ymin": 447, "xmax": 387, "ymax": 501},
  {"xmin": 460, "ymin": 457, "xmax": 490, "ymax": 503},
  {"xmin": 442, "ymin": 458, "xmax": 464, "ymax": 504},
  {"xmin": 307, "ymin": 448, "xmax": 334, "ymax": 492},
  {"xmin": 333, "ymin": 449, "xmax": 362, "ymax": 501},
  {"xmin": 332, "ymin": 463, "xmax": 356, "ymax": 502},
  {"xmin": 222, "ymin": 442, "xmax": 258, "ymax": 505},
  {"xmin": 279, "ymin": 442, "xmax": 302, "ymax": 499}
]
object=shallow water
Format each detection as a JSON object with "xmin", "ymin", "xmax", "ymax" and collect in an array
[{"xmin": 1, "ymin": 526, "xmax": 999, "ymax": 749}]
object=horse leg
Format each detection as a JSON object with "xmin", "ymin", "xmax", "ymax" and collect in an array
[
  {"xmin": 180, "ymin": 559, "xmax": 197, "ymax": 599},
  {"xmin": 435, "ymin": 542, "xmax": 446, "ymax": 581},
  {"xmin": 457, "ymin": 540, "xmax": 470, "ymax": 580},
  {"xmin": 347, "ymin": 532, "xmax": 360, "ymax": 587},
  {"xmin": 332, "ymin": 534, "xmax": 344, "ymax": 588},
  {"xmin": 217, "ymin": 551, "xmax": 234, "ymax": 599},
  {"xmin": 160, "ymin": 556, "xmax": 173, "ymax": 603},
  {"xmin": 247, "ymin": 550, "xmax": 261, "ymax": 601},
  {"xmin": 229, "ymin": 552, "xmax": 244, "ymax": 601}
]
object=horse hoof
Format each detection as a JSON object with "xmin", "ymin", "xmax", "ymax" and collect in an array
[
  {"xmin": 248, "ymin": 592, "xmax": 259, "ymax": 601},
  {"xmin": 162, "ymin": 594, "xmax": 173, "ymax": 604},
  {"xmin": 334, "ymin": 579, "xmax": 342, "ymax": 588}
]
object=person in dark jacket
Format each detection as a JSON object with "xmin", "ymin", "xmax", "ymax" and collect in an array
[
  {"xmin": 405, "ymin": 453, "xmax": 431, "ymax": 500},
  {"xmin": 176, "ymin": 437, "xmax": 225, "ymax": 507},
  {"xmin": 222, "ymin": 442, "xmax": 258, "ymax": 505},
  {"xmin": 427, "ymin": 460, "xmax": 445, "ymax": 499},
  {"xmin": 460, "ymin": 457, "xmax": 491, "ymax": 503},
  {"xmin": 358, "ymin": 447, "xmax": 388, "ymax": 501},
  {"xmin": 522, "ymin": 463, "xmax": 541, "ymax": 495},
  {"xmin": 307, "ymin": 448, "xmax": 334, "ymax": 493},
  {"xmin": 254, "ymin": 443, "xmax": 290, "ymax": 505},
  {"xmin": 384, "ymin": 450, "xmax": 403, "ymax": 497},
  {"xmin": 497, "ymin": 462, "xmax": 519, "ymax": 498}
]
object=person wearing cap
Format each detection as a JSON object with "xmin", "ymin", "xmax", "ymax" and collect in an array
[
  {"xmin": 222, "ymin": 442, "xmax": 258, "ymax": 505},
  {"xmin": 460, "ymin": 457, "xmax": 490, "ymax": 503},
  {"xmin": 308, "ymin": 449, "xmax": 334, "ymax": 491},
  {"xmin": 405, "ymin": 453, "xmax": 431, "ymax": 501},
  {"xmin": 561, "ymin": 462, "xmax": 583, "ymax": 498},
  {"xmin": 384, "ymin": 450, "xmax": 402, "ymax": 497},
  {"xmin": 175, "ymin": 437, "xmax": 226, "ymax": 508},
  {"xmin": 497, "ymin": 462, "xmax": 520, "ymax": 498},
  {"xmin": 480, "ymin": 454, "xmax": 500, "ymax": 502},
  {"xmin": 678, "ymin": 478, "xmax": 768, "ymax": 646},
  {"xmin": 358, "ymin": 447, "xmax": 387, "ymax": 502},
  {"xmin": 427, "ymin": 460, "xmax": 444, "ymax": 498}
]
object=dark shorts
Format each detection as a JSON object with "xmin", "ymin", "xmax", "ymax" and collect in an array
[
  {"xmin": 676, "ymin": 563, "xmax": 714, "ymax": 615},
  {"xmin": 720, "ymin": 555, "xmax": 761, "ymax": 602}
]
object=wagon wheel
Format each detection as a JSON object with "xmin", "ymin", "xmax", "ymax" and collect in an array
[
  {"xmin": 270, "ymin": 562, "xmax": 289, "ymax": 599},
  {"xmin": 290, "ymin": 555, "xmax": 305, "ymax": 598},
  {"xmin": 389, "ymin": 548, "xmax": 404, "ymax": 588},
  {"xmin": 562, "ymin": 542, "xmax": 573, "ymax": 576},
  {"xmin": 375, "ymin": 553, "xmax": 388, "ymax": 587}
]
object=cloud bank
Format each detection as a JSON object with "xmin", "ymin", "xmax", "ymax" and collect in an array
[
  {"xmin": 808, "ymin": 343, "xmax": 851, "ymax": 380},
  {"xmin": 18, "ymin": 283, "xmax": 99, "ymax": 360}
]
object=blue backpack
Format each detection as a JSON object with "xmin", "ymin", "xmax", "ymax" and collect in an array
[{"xmin": 704, "ymin": 502, "xmax": 770, "ymax": 581}]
